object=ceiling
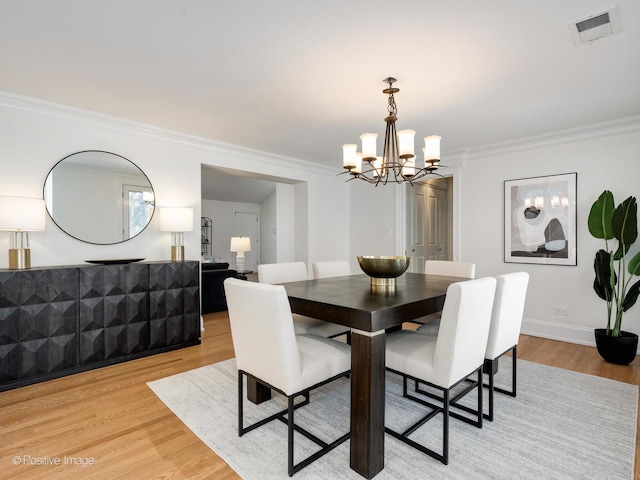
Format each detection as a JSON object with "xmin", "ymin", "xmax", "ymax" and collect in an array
[{"xmin": 1, "ymin": 1, "xmax": 639, "ymax": 177}]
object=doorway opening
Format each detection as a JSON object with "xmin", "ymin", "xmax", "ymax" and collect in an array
[{"xmin": 200, "ymin": 164, "xmax": 305, "ymax": 269}]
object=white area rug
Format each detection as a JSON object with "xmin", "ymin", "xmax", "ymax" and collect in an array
[{"xmin": 148, "ymin": 357, "xmax": 637, "ymax": 479}]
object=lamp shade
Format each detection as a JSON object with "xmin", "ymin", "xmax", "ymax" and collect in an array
[
  {"xmin": 353, "ymin": 152, "xmax": 363, "ymax": 174},
  {"xmin": 360, "ymin": 133, "xmax": 378, "ymax": 161},
  {"xmin": 342, "ymin": 144, "xmax": 358, "ymax": 169},
  {"xmin": 230, "ymin": 236, "xmax": 251, "ymax": 253},
  {"xmin": 159, "ymin": 207, "xmax": 194, "ymax": 232},
  {"xmin": 397, "ymin": 129, "xmax": 416, "ymax": 158},
  {"xmin": 0, "ymin": 196, "xmax": 46, "ymax": 231},
  {"xmin": 423, "ymin": 135, "xmax": 442, "ymax": 162}
]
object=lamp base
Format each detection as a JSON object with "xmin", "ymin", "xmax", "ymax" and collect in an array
[
  {"xmin": 235, "ymin": 253, "xmax": 246, "ymax": 272},
  {"xmin": 9, "ymin": 248, "xmax": 31, "ymax": 270},
  {"xmin": 171, "ymin": 246, "xmax": 185, "ymax": 262}
]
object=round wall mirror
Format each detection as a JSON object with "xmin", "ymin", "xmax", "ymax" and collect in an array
[{"xmin": 44, "ymin": 150, "xmax": 155, "ymax": 244}]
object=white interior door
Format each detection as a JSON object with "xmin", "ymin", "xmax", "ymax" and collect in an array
[
  {"xmin": 233, "ymin": 211, "xmax": 259, "ymax": 271},
  {"xmin": 406, "ymin": 178, "xmax": 452, "ymax": 271},
  {"xmin": 426, "ymin": 184, "xmax": 449, "ymax": 260},
  {"xmin": 405, "ymin": 184, "xmax": 427, "ymax": 273}
]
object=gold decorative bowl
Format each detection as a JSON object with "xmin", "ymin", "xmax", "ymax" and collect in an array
[{"xmin": 357, "ymin": 255, "xmax": 410, "ymax": 287}]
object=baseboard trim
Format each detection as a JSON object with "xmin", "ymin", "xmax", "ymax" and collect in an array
[{"xmin": 521, "ymin": 317, "xmax": 640, "ymax": 353}]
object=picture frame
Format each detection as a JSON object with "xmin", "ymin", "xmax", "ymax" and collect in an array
[{"xmin": 504, "ymin": 172, "xmax": 577, "ymax": 266}]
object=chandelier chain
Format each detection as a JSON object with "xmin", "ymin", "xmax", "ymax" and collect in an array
[{"xmin": 387, "ymin": 92, "xmax": 397, "ymax": 117}]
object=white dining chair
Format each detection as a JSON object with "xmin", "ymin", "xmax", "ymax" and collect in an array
[
  {"xmin": 257, "ymin": 262, "xmax": 351, "ymax": 339},
  {"xmin": 481, "ymin": 271, "xmax": 529, "ymax": 420},
  {"xmin": 224, "ymin": 278, "xmax": 351, "ymax": 476},
  {"xmin": 414, "ymin": 260, "xmax": 476, "ymax": 333},
  {"xmin": 258, "ymin": 261, "xmax": 308, "ymax": 285},
  {"xmin": 424, "ymin": 260, "xmax": 477, "ymax": 278},
  {"xmin": 312, "ymin": 260, "xmax": 351, "ymax": 279},
  {"xmin": 416, "ymin": 272, "xmax": 530, "ymax": 422},
  {"xmin": 385, "ymin": 277, "xmax": 496, "ymax": 465}
]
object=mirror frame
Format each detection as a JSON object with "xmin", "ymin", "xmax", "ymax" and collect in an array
[{"xmin": 43, "ymin": 150, "xmax": 155, "ymax": 245}]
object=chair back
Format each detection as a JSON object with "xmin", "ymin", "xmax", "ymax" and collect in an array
[
  {"xmin": 312, "ymin": 261, "xmax": 351, "ymax": 279},
  {"xmin": 432, "ymin": 277, "xmax": 496, "ymax": 388},
  {"xmin": 485, "ymin": 272, "xmax": 529, "ymax": 360},
  {"xmin": 425, "ymin": 260, "xmax": 476, "ymax": 279},
  {"xmin": 224, "ymin": 278, "xmax": 303, "ymax": 394},
  {"xmin": 258, "ymin": 262, "xmax": 307, "ymax": 284}
]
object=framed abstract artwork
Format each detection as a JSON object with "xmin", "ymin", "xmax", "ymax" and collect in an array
[{"xmin": 504, "ymin": 172, "xmax": 577, "ymax": 265}]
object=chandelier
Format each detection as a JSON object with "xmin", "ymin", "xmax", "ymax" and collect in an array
[{"xmin": 342, "ymin": 77, "xmax": 442, "ymax": 186}]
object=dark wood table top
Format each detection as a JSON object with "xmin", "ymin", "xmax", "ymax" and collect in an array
[{"xmin": 282, "ymin": 272, "xmax": 460, "ymax": 332}]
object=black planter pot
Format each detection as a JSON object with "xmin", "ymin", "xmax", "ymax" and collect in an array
[{"xmin": 594, "ymin": 329, "xmax": 639, "ymax": 365}]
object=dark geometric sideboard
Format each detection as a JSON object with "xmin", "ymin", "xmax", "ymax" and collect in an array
[{"xmin": 0, "ymin": 261, "xmax": 200, "ymax": 392}]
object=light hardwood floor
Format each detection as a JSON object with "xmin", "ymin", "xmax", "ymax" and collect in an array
[{"xmin": 1, "ymin": 312, "xmax": 638, "ymax": 479}]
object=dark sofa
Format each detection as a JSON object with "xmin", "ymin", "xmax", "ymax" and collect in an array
[{"xmin": 201, "ymin": 263, "xmax": 241, "ymax": 313}]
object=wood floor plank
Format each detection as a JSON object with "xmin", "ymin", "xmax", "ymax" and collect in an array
[{"xmin": 0, "ymin": 311, "xmax": 637, "ymax": 479}]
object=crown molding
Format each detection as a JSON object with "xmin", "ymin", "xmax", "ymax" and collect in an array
[
  {"xmin": 0, "ymin": 90, "xmax": 336, "ymax": 178},
  {"xmin": 4, "ymin": 90, "xmax": 637, "ymax": 174},
  {"xmin": 445, "ymin": 115, "xmax": 640, "ymax": 162}
]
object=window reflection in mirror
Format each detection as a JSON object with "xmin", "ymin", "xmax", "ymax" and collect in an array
[
  {"xmin": 44, "ymin": 151, "xmax": 155, "ymax": 244},
  {"xmin": 124, "ymin": 185, "xmax": 154, "ymax": 239}
]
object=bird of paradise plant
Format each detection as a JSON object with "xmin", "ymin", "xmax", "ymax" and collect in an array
[{"xmin": 588, "ymin": 190, "xmax": 640, "ymax": 336}]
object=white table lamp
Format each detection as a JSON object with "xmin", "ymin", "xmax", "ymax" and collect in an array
[
  {"xmin": 0, "ymin": 196, "xmax": 46, "ymax": 270},
  {"xmin": 159, "ymin": 207, "xmax": 194, "ymax": 261},
  {"xmin": 230, "ymin": 236, "xmax": 251, "ymax": 272}
]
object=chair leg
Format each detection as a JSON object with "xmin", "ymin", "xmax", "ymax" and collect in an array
[
  {"xmin": 442, "ymin": 388, "xmax": 449, "ymax": 465},
  {"xmin": 288, "ymin": 396, "xmax": 295, "ymax": 477},
  {"xmin": 493, "ymin": 346, "xmax": 517, "ymax": 397},
  {"xmin": 486, "ymin": 367, "xmax": 494, "ymax": 422},
  {"xmin": 477, "ymin": 367, "xmax": 484, "ymax": 427},
  {"xmin": 512, "ymin": 345, "xmax": 517, "ymax": 396},
  {"xmin": 238, "ymin": 371, "xmax": 244, "ymax": 436}
]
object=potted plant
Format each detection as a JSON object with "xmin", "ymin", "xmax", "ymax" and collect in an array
[{"xmin": 588, "ymin": 190, "xmax": 640, "ymax": 364}]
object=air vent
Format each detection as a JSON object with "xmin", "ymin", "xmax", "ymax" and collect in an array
[{"xmin": 569, "ymin": 5, "xmax": 622, "ymax": 46}]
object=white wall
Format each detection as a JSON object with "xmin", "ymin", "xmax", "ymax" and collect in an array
[
  {"xmin": 275, "ymin": 183, "xmax": 295, "ymax": 263},
  {"xmin": 348, "ymin": 180, "xmax": 402, "ymax": 273},
  {"xmin": 0, "ymin": 92, "xmax": 349, "ymax": 272},
  {"xmin": 260, "ymin": 191, "xmax": 277, "ymax": 264},
  {"xmin": 294, "ymin": 182, "xmax": 309, "ymax": 265},
  {"xmin": 458, "ymin": 119, "xmax": 640, "ymax": 345}
]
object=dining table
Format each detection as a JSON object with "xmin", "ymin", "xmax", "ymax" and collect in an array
[{"xmin": 245, "ymin": 272, "xmax": 458, "ymax": 479}]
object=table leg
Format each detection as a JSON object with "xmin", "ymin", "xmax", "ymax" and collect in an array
[
  {"xmin": 247, "ymin": 377, "xmax": 271, "ymax": 404},
  {"xmin": 350, "ymin": 329, "xmax": 386, "ymax": 479}
]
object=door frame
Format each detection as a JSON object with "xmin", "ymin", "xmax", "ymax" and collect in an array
[{"xmin": 397, "ymin": 167, "xmax": 462, "ymax": 262}]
